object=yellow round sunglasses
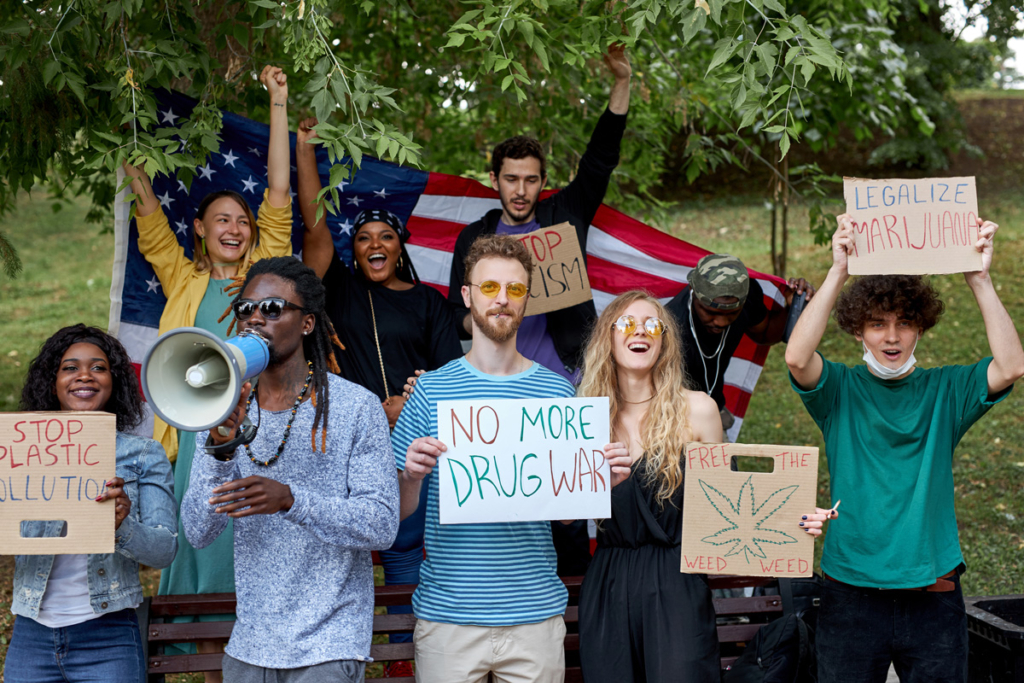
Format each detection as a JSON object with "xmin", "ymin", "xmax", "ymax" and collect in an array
[
  {"xmin": 469, "ymin": 280, "xmax": 529, "ymax": 299},
  {"xmin": 613, "ymin": 314, "xmax": 667, "ymax": 337}
]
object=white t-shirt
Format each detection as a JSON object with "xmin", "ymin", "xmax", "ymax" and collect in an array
[{"xmin": 34, "ymin": 554, "xmax": 97, "ymax": 628}]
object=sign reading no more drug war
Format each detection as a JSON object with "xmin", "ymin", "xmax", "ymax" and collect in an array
[
  {"xmin": 515, "ymin": 222, "xmax": 594, "ymax": 317},
  {"xmin": 0, "ymin": 412, "xmax": 116, "ymax": 555},
  {"xmin": 843, "ymin": 176, "xmax": 983, "ymax": 275},
  {"xmin": 680, "ymin": 443, "xmax": 818, "ymax": 578},
  {"xmin": 436, "ymin": 397, "xmax": 611, "ymax": 524}
]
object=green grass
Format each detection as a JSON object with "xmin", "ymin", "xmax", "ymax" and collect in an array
[{"xmin": 0, "ymin": 188, "xmax": 1022, "ymax": 674}]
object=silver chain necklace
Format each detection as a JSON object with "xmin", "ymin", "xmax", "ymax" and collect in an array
[{"xmin": 688, "ymin": 294, "xmax": 730, "ymax": 397}]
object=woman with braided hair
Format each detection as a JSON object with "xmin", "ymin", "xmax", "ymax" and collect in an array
[
  {"xmin": 181, "ymin": 255, "xmax": 399, "ymax": 680},
  {"xmin": 296, "ymin": 117, "xmax": 463, "ymax": 676}
]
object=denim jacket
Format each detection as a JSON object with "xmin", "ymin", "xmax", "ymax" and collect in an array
[{"xmin": 12, "ymin": 431, "xmax": 177, "ymax": 620}]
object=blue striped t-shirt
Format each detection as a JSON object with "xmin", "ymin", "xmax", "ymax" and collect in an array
[{"xmin": 392, "ymin": 356, "xmax": 574, "ymax": 626}]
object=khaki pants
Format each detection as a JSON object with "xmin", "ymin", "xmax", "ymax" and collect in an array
[{"xmin": 413, "ymin": 615, "xmax": 566, "ymax": 683}]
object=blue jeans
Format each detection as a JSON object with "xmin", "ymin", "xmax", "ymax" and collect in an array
[
  {"xmin": 817, "ymin": 570, "xmax": 968, "ymax": 683},
  {"xmin": 377, "ymin": 474, "xmax": 430, "ymax": 645},
  {"xmin": 3, "ymin": 608, "xmax": 145, "ymax": 683}
]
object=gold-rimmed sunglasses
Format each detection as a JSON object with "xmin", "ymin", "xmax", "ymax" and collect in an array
[
  {"xmin": 613, "ymin": 314, "xmax": 667, "ymax": 337},
  {"xmin": 469, "ymin": 281, "xmax": 529, "ymax": 300}
]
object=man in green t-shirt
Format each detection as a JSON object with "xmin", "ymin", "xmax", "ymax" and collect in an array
[{"xmin": 785, "ymin": 213, "xmax": 1023, "ymax": 683}]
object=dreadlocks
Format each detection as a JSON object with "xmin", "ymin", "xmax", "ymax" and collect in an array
[
  {"xmin": 21, "ymin": 324, "xmax": 145, "ymax": 432},
  {"xmin": 234, "ymin": 257, "xmax": 342, "ymax": 453}
]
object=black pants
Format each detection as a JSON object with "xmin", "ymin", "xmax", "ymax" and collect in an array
[{"xmin": 817, "ymin": 571, "xmax": 968, "ymax": 683}]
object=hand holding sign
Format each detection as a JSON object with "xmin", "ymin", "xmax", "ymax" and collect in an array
[
  {"xmin": 96, "ymin": 477, "xmax": 131, "ymax": 530},
  {"xmin": 604, "ymin": 442, "xmax": 633, "ymax": 489},
  {"xmin": 515, "ymin": 223, "xmax": 594, "ymax": 316},
  {"xmin": 404, "ymin": 437, "xmax": 448, "ymax": 480},
  {"xmin": 966, "ymin": 219, "xmax": 998, "ymax": 286}
]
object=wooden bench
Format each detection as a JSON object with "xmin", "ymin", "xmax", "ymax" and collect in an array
[{"xmin": 141, "ymin": 574, "xmax": 784, "ymax": 681}]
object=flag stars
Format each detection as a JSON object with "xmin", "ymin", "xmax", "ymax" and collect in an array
[
  {"xmin": 347, "ymin": 196, "xmax": 362, "ymax": 207},
  {"xmin": 221, "ymin": 149, "xmax": 239, "ymax": 168},
  {"xmin": 197, "ymin": 164, "xmax": 216, "ymax": 181},
  {"xmin": 174, "ymin": 219, "xmax": 189, "ymax": 237},
  {"xmin": 241, "ymin": 176, "xmax": 259, "ymax": 194},
  {"xmin": 146, "ymin": 276, "xmax": 162, "ymax": 293},
  {"xmin": 157, "ymin": 191, "xmax": 175, "ymax": 209},
  {"xmin": 336, "ymin": 178, "xmax": 349, "ymax": 192},
  {"xmin": 339, "ymin": 219, "xmax": 353, "ymax": 235},
  {"xmin": 160, "ymin": 108, "xmax": 179, "ymax": 125},
  {"xmin": 177, "ymin": 180, "xmax": 188, "ymax": 194},
  {"xmin": 374, "ymin": 187, "xmax": 389, "ymax": 199},
  {"xmin": 248, "ymin": 146, "xmax": 263, "ymax": 158}
]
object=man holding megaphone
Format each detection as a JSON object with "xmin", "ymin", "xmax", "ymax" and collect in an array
[{"xmin": 179, "ymin": 256, "xmax": 400, "ymax": 681}]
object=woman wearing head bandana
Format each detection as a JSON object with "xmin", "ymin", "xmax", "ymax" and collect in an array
[{"xmin": 296, "ymin": 119, "xmax": 462, "ymax": 674}]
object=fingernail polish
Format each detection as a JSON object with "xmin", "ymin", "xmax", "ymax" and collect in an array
[
  {"xmin": 801, "ymin": 515, "xmax": 807, "ymax": 520},
  {"xmin": 95, "ymin": 496, "xmax": 103, "ymax": 501},
  {"xmin": 799, "ymin": 522, "xmax": 805, "ymax": 527}
]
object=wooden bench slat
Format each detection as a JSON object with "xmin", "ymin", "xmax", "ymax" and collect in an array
[
  {"xmin": 713, "ymin": 595, "xmax": 782, "ymax": 616},
  {"xmin": 148, "ymin": 652, "xmax": 225, "ymax": 674},
  {"xmin": 148, "ymin": 622, "xmax": 232, "ymax": 642},
  {"xmin": 718, "ymin": 623, "xmax": 765, "ymax": 643},
  {"xmin": 369, "ymin": 642, "xmax": 416, "ymax": 660},
  {"xmin": 150, "ymin": 593, "xmax": 237, "ymax": 615}
]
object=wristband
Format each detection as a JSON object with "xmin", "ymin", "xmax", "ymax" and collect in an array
[{"xmin": 204, "ymin": 417, "xmax": 258, "ymax": 461}]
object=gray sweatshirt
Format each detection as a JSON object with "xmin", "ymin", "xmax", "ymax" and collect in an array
[{"xmin": 182, "ymin": 373, "xmax": 399, "ymax": 668}]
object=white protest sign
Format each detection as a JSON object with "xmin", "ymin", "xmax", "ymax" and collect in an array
[
  {"xmin": 843, "ymin": 176, "xmax": 983, "ymax": 275},
  {"xmin": 0, "ymin": 412, "xmax": 116, "ymax": 555},
  {"xmin": 436, "ymin": 397, "xmax": 611, "ymax": 524}
]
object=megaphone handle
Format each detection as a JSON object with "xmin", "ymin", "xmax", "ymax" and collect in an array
[
  {"xmin": 783, "ymin": 291, "xmax": 809, "ymax": 344},
  {"xmin": 204, "ymin": 416, "xmax": 259, "ymax": 461}
]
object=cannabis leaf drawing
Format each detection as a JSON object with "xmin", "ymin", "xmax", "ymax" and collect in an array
[{"xmin": 698, "ymin": 476, "xmax": 799, "ymax": 564}]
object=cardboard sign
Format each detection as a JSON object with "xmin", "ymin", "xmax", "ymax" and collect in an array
[
  {"xmin": 515, "ymin": 222, "xmax": 593, "ymax": 316},
  {"xmin": 680, "ymin": 443, "xmax": 818, "ymax": 577},
  {"xmin": 0, "ymin": 412, "xmax": 116, "ymax": 555},
  {"xmin": 843, "ymin": 176, "xmax": 983, "ymax": 275},
  {"xmin": 436, "ymin": 397, "xmax": 611, "ymax": 524}
]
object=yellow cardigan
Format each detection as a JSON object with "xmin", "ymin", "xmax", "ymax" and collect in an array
[{"xmin": 136, "ymin": 188, "xmax": 294, "ymax": 461}]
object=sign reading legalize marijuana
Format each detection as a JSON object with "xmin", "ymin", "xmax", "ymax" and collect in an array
[
  {"xmin": 680, "ymin": 443, "xmax": 818, "ymax": 578},
  {"xmin": 436, "ymin": 397, "xmax": 611, "ymax": 524}
]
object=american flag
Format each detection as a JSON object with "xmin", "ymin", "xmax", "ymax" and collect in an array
[{"xmin": 108, "ymin": 91, "xmax": 785, "ymax": 442}]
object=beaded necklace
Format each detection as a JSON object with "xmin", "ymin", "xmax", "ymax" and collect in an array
[{"xmin": 244, "ymin": 361, "xmax": 313, "ymax": 467}]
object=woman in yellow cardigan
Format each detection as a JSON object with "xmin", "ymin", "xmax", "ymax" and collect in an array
[{"xmin": 122, "ymin": 65, "xmax": 294, "ymax": 683}]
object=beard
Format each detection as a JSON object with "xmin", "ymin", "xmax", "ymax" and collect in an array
[
  {"xmin": 470, "ymin": 301, "xmax": 524, "ymax": 343},
  {"xmin": 500, "ymin": 194, "xmax": 538, "ymax": 223}
]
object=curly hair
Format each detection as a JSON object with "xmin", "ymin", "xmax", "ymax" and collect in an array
[
  {"xmin": 835, "ymin": 275, "xmax": 945, "ymax": 335},
  {"xmin": 577, "ymin": 291, "xmax": 693, "ymax": 507},
  {"xmin": 235, "ymin": 256, "xmax": 342, "ymax": 453},
  {"xmin": 463, "ymin": 234, "xmax": 535, "ymax": 291},
  {"xmin": 20, "ymin": 324, "xmax": 145, "ymax": 431},
  {"xmin": 491, "ymin": 135, "xmax": 546, "ymax": 179}
]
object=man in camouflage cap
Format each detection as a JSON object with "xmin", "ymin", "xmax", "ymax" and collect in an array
[{"xmin": 666, "ymin": 253, "xmax": 815, "ymax": 434}]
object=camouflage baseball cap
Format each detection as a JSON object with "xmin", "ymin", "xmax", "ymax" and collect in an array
[{"xmin": 687, "ymin": 254, "xmax": 749, "ymax": 312}]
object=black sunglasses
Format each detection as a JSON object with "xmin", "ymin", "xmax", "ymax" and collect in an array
[{"xmin": 232, "ymin": 297, "xmax": 305, "ymax": 321}]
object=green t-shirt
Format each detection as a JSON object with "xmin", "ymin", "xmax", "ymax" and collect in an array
[
  {"xmin": 791, "ymin": 355, "xmax": 1011, "ymax": 588},
  {"xmin": 193, "ymin": 278, "xmax": 235, "ymax": 340}
]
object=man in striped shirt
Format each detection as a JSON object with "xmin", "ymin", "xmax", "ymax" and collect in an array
[{"xmin": 393, "ymin": 234, "xmax": 573, "ymax": 683}]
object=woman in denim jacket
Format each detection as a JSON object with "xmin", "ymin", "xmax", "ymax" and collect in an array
[{"xmin": 4, "ymin": 324, "xmax": 177, "ymax": 683}]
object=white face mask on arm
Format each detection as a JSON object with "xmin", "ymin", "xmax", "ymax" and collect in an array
[{"xmin": 862, "ymin": 335, "xmax": 919, "ymax": 380}]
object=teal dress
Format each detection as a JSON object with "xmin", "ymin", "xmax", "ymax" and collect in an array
[{"xmin": 157, "ymin": 278, "xmax": 236, "ymax": 652}]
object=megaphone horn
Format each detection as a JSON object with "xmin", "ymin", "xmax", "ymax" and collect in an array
[{"xmin": 141, "ymin": 327, "xmax": 270, "ymax": 432}]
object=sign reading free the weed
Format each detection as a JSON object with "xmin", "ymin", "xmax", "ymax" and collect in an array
[
  {"xmin": 0, "ymin": 412, "xmax": 116, "ymax": 555},
  {"xmin": 436, "ymin": 398, "xmax": 611, "ymax": 524},
  {"xmin": 680, "ymin": 443, "xmax": 818, "ymax": 578}
]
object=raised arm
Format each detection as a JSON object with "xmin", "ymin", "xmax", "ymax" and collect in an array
[
  {"xmin": 121, "ymin": 161, "xmax": 161, "ymax": 218},
  {"xmin": 604, "ymin": 43, "xmax": 631, "ymax": 115},
  {"xmin": 785, "ymin": 215, "xmax": 853, "ymax": 389},
  {"xmin": 295, "ymin": 117, "xmax": 335, "ymax": 279},
  {"xmin": 964, "ymin": 219, "xmax": 1024, "ymax": 395},
  {"xmin": 262, "ymin": 65, "xmax": 291, "ymax": 209}
]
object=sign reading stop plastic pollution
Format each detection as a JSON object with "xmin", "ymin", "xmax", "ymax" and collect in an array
[
  {"xmin": 436, "ymin": 397, "xmax": 611, "ymax": 524},
  {"xmin": 0, "ymin": 412, "xmax": 116, "ymax": 555},
  {"xmin": 680, "ymin": 443, "xmax": 818, "ymax": 578},
  {"xmin": 843, "ymin": 176, "xmax": 983, "ymax": 275}
]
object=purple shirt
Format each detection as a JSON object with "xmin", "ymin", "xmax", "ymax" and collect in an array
[{"xmin": 496, "ymin": 219, "xmax": 576, "ymax": 382}]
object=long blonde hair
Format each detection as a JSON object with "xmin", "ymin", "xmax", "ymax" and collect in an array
[{"xmin": 577, "ymin": 290, "xmax": 693, "ymax": 505}]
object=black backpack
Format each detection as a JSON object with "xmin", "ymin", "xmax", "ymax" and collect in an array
[{"xmin": 722, "ymin": 578, "xmax": 818, "ymax": 683}]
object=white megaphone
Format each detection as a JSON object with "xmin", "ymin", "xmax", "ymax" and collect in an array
[{"xmin": 141, "ymin": 327, "xmax": 270, "ymax": 432}]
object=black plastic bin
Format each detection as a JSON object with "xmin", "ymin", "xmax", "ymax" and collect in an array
[{"xmin": 966, "ymin": 594, "xmax": 1024, "ymax": 682}]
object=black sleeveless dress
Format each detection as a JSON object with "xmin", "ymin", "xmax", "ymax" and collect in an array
[{"xmin": 578, "ymin": 459, "xmax": 720, "ymax": 682}]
